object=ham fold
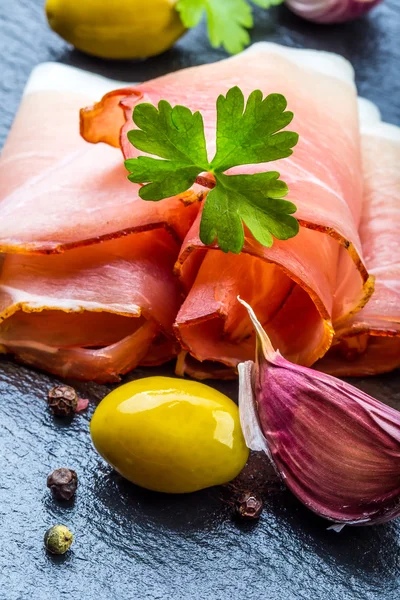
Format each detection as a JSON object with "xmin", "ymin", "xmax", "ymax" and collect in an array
[
  {"xmin": 0, "ymin": 229, "xmax": 181, "ymax": 382},
  {"xmin": 0, "ymin": 64, "xmax": 198, "ymax": 254},
  {"xmin": 318, "ymin": 101, "xmax": 400, "ymax": 376},
  {"xmin": 0, "ymin": 64, "xmax": 192, "ymax": 381},
  {"xmin": 0, "ymin": 46, "xmax": 398, "ymax": 382},
  {"xmin": 81, "ymin": 43, "xmax": 372, "ymax": 374}
]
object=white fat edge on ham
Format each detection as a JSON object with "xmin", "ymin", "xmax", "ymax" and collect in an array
[
  {"xmin": 23, "ymin": 62, "xmax": 130, "ymax": 98},
  {"xmin": 332, "ymin": 97, "xmax": 399, "ymax": 324},
  {"xmin": 358, "ymin": 98, "xmax": 400, "ymax": 142},
  {"xmin": 316, "ymin": 100, "xmax": 400, "ymax": 374},
  {"xmin": 241, "ymin": 42, "xmax": 355, "ymax": 87},
  {"xmin": 23, "ymin": 42, "xmax": 356, "ymax": 100},
  {"xmin": 358, "ymin": 98, "xmax": 400, "ymax": 302},
  {"xmin": 343, "ymin": 98, "xmax": 400, "ymax": 328}
]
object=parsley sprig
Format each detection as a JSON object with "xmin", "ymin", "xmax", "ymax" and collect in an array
[
  {"xmin": 125, "ymin": 86, "xmax": 299, "ymax": 254},
  {"xmin": 176, "ymin": 0, "xmax": 284, "ymax": 55}
]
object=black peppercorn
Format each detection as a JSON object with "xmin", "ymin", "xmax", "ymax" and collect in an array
[
  {"xmin": 235, "ymin": 492, "xmax": 263, "ymax": 520},
  {"xmin": 48, "ymin": 385, "xmax": 78, "ymax": 417},
  {"xmin": 47, "ymin": 468, "xmax": 78, "ymax": 501}
]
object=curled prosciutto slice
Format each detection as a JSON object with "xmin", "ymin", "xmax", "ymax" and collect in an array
[
  {"xmin": 80, "ymin": 43, "xmax": 373, "ymax": 375},
  {"xmin": 81, "ymin": 43, "xmax": 371, "ymax": 318},
  {"xmin": 0, "ymin": 63, "xmax": 198, "ymax": 255},
  {"xmin": 318, "ymin": 102, "xmax": 400, "ymax": 376},
  {"xmin": 175, "ymin": 211, "xmax": 336, "ymax": 370},
  {"xmin": 0, "ymin": 229, "xmax": 181, "ymax": 382}
]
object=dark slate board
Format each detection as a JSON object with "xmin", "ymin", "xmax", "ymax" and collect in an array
[{"xmin": 0, "ymin": 2, "xmax": 399, "ymax": 599}]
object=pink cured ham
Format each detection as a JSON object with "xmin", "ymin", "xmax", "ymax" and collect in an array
[
  {"xmin": 81, "ymin": 43, "xmax": 371, "ymax": 373},
  {"xmin": 174, "ymin": 211, "xmax": 337, "ymax": 368},
  {"xmin": 318, "ymin": 105, "xmax": 400, "ymax": 376},
  {"xmin": 0, "ymin": 229, "xmax": 181, "ymax": 382},
  {"xmin": 0, "ymin": 63, "xmax": 197, "ymax": 380},
  {"xmin": 0, "ymin": 64, "xmax": 198, "ymax": 255}
]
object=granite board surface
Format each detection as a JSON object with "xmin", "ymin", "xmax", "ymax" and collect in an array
[{"xmin": 0, "ymin": 1, "xmax": 399, "ymax": 599}]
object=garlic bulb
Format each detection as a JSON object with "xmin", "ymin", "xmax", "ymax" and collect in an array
[
  {"xmin": 238, "ymin": 298, "xmax": 400, "ymax": 527},
  {"xmin": 286, "ymin": 0, "xmax": 383, "ymax": 24}
]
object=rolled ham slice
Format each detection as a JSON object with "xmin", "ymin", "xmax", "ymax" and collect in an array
[
  {"xmin": 0, "ymin": 63, "xmax": 198, "ymax": 255},
  {"xmin": 318, "ymin": 101, "xmax": 400, "ymax": 376},
  {"xmin": 174, "ymin": 211, "xmax": 337, "ymax": 368},
  {"xmin": 80, "ymin": 43, "xmax": 372, "ymax": 373},
  {"xmin": 3, "ymin": 45, "xmax": 397, "ymax": 382},
  {"xmin": 0, "ymin": 63, "xmax": 197, "ymax": 380},
  {"xmin": 0, "ymin": 229, "xmax": 181, "ymax": 382}
]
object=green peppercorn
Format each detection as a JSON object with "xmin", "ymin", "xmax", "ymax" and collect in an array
[{"xmin": 44, "ymin": 525, "xmax": 73, "ymax": 555}]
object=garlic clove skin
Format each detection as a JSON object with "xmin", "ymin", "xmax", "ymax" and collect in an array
[
  {"xmin": 238, "ymin": 298, "xmax": 400, "ymax": 526},
  {"xmin": 286, "ymin": 0, "xmax": 383, "ymax": 25}
]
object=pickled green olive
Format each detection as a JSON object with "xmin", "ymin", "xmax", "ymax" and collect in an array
[{"xmin": 90, "ymin": 376, "xmax": 249, "ymax": 493}]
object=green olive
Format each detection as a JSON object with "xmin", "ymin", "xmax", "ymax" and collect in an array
[{"xmin": 90, "ymin": 376, "xmax": 249, "ymax": 493}]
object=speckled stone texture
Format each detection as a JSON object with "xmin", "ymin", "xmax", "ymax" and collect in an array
[{"xmin": 0, "ymin": 1, "xmax": 399, "ymax": 599}]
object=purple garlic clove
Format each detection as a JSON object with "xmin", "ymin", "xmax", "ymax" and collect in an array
[
  {"xmin": 238, "ymin": 298, "xmax": 400, "ymax": 527},
  {"xmin": 285, "ymin": 0, "xmax": 383, "ymax": 24}
]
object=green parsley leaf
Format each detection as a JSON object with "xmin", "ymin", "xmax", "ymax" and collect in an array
[
  {"xmin": 211, "ymin": 87, "xmax": 298, "ymax": 171},
  {"xmin": 176, "ymin": 1, "xmax": 285, "ymax": 55},
  {"xmin": 200, "ymin": 172, "xmax": 298, "ymax": 253},
  {"xmin": 176, "ymin": 0, "xmax": 259, "ymax": 55},
  {"xmin": 128, "ymin": 101, "xmax": 209, "ymax": 167},
  {"xmin": 218, "ymin": 172, "xmax": 299, "ymax": 248},
  {"xmin": 125, "ymin": 100, "xmax": 209, "ymax": 200},
  {"xmin": 125, "ymin": 86, "xmax": 299, "ymax": 254},
  {"xmin": 125, "ymin": 156, "xmax": 204, "ymax": 201},
  {"xmin": 200, "ymin": 182, "xmax": 245, "ymax": 254},
  {"xmin": 176, "ymin": 0, "xmax": 205, "ymax": 29}
]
